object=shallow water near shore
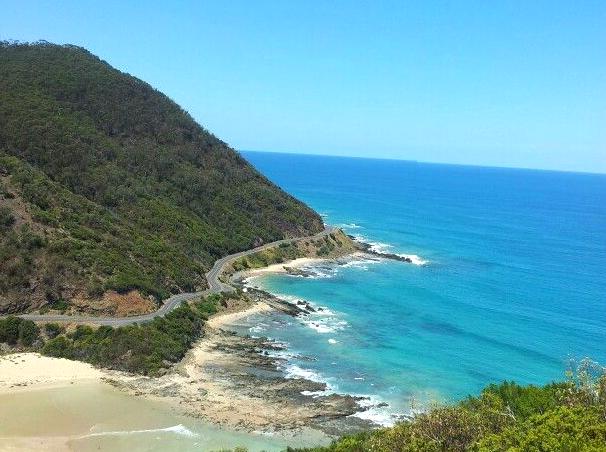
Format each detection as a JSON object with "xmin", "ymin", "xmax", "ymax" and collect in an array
[
  {"xmin": 240, "ymin": 151, "xmax": 606, "ymax": 425},
  {"xmin": 0, "ymin": 382, "xmax": 296, "ymax": 451}
]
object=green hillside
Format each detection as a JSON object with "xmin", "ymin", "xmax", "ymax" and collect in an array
[{"xmin": 0, "ymin": 41, "xmax": 323, "ymax": 314}]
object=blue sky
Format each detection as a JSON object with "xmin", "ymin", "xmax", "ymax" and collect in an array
[{"xmin": 1, "ymin": 1, "xmax": 605, "ymax": 173}]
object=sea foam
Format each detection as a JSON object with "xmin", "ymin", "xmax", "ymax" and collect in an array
[
  {"xmin": 338, "ymin": 222, "xmax": 363, "ymax": 229},
  {"xmin": 80, "ymin": 424, "xmax": 198, "ymax": 438},
  {"xmin": 397, "ymin": 253, "xmax": 428, "ymax": 266},
  {"xmin": 353, "ymin": 234, "xmax": 428, "ymax": 266}
]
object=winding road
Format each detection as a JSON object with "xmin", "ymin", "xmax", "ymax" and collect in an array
[{"xmin": 13, "ymin": 227, "xmax": 336, "ymax": 326}]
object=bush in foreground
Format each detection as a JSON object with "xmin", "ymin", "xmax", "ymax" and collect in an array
[{"xmin": 290, "ymin": 359, "xmax": 606, "ymax": 452}]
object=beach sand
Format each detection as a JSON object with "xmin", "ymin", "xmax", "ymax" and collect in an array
[
  {"xmin": 0, "ymin": 302, "xmax": 340, "ymax": 449},
  {"xmin": 0, "ymin": 253, "xmax": 366, "ymax": 449},
  {"xmin": 0, "ymin": 379, "xmax": 288, "ymax": 451},
  {"xmin": 239, "ymin": 256, "xmax": 328, "ymax": 276},
  {"xmin": 206, "ymin": 300, "xmax": 274, "ymax": 329},
  {"xmin": 107, "ymin": 299, "xmax": 362, "ymax": 439},
  {"xmin": 0, "ymin": 352, "xmax": 105, "ymax": 393}
]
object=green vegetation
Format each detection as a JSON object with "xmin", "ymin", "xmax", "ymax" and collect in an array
[
  {"xmin": 40, "ymin": 296, "xmax": 224, "ymax": 375},
  {"xmin": 44, "ymin": 322, "xmax": 65, "ymax": 339},
  {"xmin": 0, "ymin": 294, "xmax": 228, "ymax": 375},
  {"xmin": 231, "ymin": 242, "xmax": 304, "ymax": 271},
  {"xmin": 0, "ymin": 41, "xmax": 322, "ymax": 313},
  {"xmin": 290, "ymin": 360, "xmax": 606, "ymax": 452},
  {"xmin": 230, "ymin": 230, "xmax": 356, "ymax": 272},
  {"xmin": 0, "ymin": 316, "xmax": 40, "ymax": 346}
]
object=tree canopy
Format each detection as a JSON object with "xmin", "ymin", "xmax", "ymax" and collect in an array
[{"xmin": 0, "ymin": 41, "xmax": 322, "ymax": 313}]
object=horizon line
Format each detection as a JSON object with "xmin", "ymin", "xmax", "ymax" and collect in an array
[{"xmin": 239, "ymin": 149, "xmax": 606, "ymax": 177}]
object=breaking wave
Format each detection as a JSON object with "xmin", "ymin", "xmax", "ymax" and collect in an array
[
  {"xmin": 353, "ymin": 235, "xmax": 429, "ymax": 266},
  {"xmin": 80, "ymin": 424, "xmax": 198, "ymax": 438}
]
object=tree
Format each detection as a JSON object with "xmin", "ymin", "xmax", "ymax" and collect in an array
[
  {"xmin": 0, "ymin": 316, "xmax": 21, "ymax": 344},
  {"xmin": 17, "ymin": 319, "xmax": 39, "ymax": 346}
]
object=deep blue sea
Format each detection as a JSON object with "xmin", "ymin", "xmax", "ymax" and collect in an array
[{"xmin": 236, "ymin": 151, "xmax": 606, "ymax": 425}]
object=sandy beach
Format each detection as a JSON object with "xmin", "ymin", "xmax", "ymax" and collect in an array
[
  {"xmin": 242, "ymin": 257, "xmax": 328, "ymax": 275},
  {"xmin": 0, "ymin": 251, "xmax": 372, "ymax": 449},
  {"xmin": 0, "ymin": 353, "xmax": 105, "ymax": 393},
  {"xmin": 206, "ymin": 300, "xmax": 274, "ymax": 329},
  {"xmin": 0, "ymin": 296, "xmax": 365, "ymax": 450},
  {"xmin": 106, "ymin": 297, "xmax": 368, "ymax": 437}
]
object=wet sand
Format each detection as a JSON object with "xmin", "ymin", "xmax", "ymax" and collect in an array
[
  {"xmin": 0, "ymin": 303, "xmax": 342, "ymax": 451},
  {"xmin": 0, "ymin": 381, "xmax": 287, "ymax": 451}
]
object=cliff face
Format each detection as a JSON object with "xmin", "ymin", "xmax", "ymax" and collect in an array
[{"xmin": 0, "ymin": 42, "xmax": 323, "ymax": 314}]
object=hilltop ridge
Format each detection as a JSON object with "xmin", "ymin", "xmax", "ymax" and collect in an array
[{"xmin": 0, "ymin": 41, "xmax": 323, "ymax": 314}]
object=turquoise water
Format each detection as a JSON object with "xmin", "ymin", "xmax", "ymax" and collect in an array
[{"xmin": 237, "ymin": 151, "xmax": 606, "ymax": 425}]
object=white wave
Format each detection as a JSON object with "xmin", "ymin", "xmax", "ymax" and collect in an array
[
  {"xmin": 289, "ymin": 366, "xmax": 338, "ymax": 397},
  {"xmin": 249, "ymin": 325, "xmax": 267, "ymax": 334},
  {"xmin": 340, "ymin": 258, "xmax": 381, "ymax": 270},
  {"xmin": 352, "ymin": 406, "xmax": 397, "ymax": 427},
  {"xmin": 302, "ymin": 317, "xmax": 348, "ymax": 334},
  {"xmin": 351, "ymin": 397, "xmax": 400, "ymax": 427},
  {"xmin": 328, "ymin": 338, "xmax": 338, "ymax": 344},
  {"xmin": 271, "ymin": 293, "xmax": 337, "ymax": 317},
  {"xmin": 301, "ymin": 389, "xmax": 331, "ymax": 397},
  {"xmin": 397, "ymin": 253, "xmax": 428, "ymax": 266},
  {"xmin": 315, "ymin": 306, "xmax": 336, "ymax": 315},
  {"xmin": 252, "ymin": 430, "xmax": 276, "ymax": 437},
  {"xmin": 369, "ymin": 242, "xmax": 393, "ymax": 254},
  {"xmin": 283, "ymin": 364, "xmax": 325, "ymax": 383},
  {"xmin": 242, "ymin": 275, "xmax": 263, "ymax": 287},
  {"xmin": 338, "ymin": 222, "xmax": 363, "ymax": 229},
  {"xmin": 265, "ymin": 347, "xmax": 295, "ymax": 363},
  {"xmin": 299, "ymin": 267, "xmax": 337, "ymax": 279},
  {"xmin": 353, "ymin": 235, "xmax": 394, "ymax": 254},
  {"xmin": 352, "ymin": 235, "xmax": 429, "ymax": 266},
  {"xmin": 80, "ymin": 424, "xmax": 198, "ymax": 439}
]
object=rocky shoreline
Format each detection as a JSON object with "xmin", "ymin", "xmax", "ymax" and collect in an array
[
  {"xmin": 200, "ymin": 329, "xmax": 374, "ymax": 436},
  {"xmin": 104, "ymin": 292, "xmax": 375, "ymax": 439},
  {"xmin": 348, "ymin": 235, "xmax": 415, "ymax": 263},
  {"xmin": 107, "ymin": 244, "xmax": 417, "ymax": 437}
]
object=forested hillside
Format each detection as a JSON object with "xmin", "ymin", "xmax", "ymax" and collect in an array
[{"xmin": 0, "ymin": 41, "xmax": 323, "ymax": 314}]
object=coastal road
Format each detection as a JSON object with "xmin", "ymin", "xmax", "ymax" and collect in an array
[{"xmin": 13, "ymin": 226, "xmax": 336, "ymax": 326}]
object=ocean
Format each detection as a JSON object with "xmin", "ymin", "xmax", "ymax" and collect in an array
[{"xmin": 235, "ymin": 151, "xmax": 606, "ymax": 425}]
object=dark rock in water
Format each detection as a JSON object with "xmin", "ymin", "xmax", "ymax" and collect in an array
[
  {"xmin": 310, "ymin": 415, "xmax": 375, "ymax": 437},
  {"xmin": 349, "ymin": 236, "xmax": 413, "ymax": 263},
  {"xmin": 295, "ymin": 299, "xmax": 316, "ymax": 313},
  {"xmin": 292, "ymin": 353, "xmax": 318, "ymax": 362},
  {"xmin": 207, "ymin": 324, "xmax": 376, "ymax": 435},
  {"xmin": 378, "ymin": 252, "xmax": 412, "ymax": 263},
  {"xmin": 245, "ymin": 288, "xmax": 310, "ymax": 316},
  {"xmin": 283, "ymin": 266, "xmax": 316, "ymax": 278}
]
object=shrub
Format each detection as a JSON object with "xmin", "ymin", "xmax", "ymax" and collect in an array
[
  {"xmin": 42, "ymin": 335, "xmax": 74, "ymax": 359},
  {"xmin": 0, "ymin": 206, "xmax": 15, "ymax": 229},
  {"xmin": 17, "ymin": 319, "xmax": 40, "ymax": 346},
  {"xmin": 44, "ymin": 323, "xmax": 65, "ymax": 339},
  {"xmin": 41, "ymin": 302, "xmax": 205, "ymax": 375},
  {"xmin": 0, "ymin": 316, "xmax": 21, "ymax": 345},
  {"xmin": 290, "ymin": 365, "xmax": 606, "ymax": 452},
  {"xmin": 477, "ymin": 406, "xmax": 606, "ymax": 451}
]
